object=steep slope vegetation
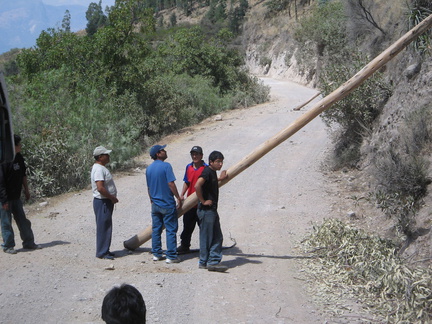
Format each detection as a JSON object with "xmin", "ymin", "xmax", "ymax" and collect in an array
[{"xmin": 239, "ymin": 0, "xmax": 432, "ymax": 264}]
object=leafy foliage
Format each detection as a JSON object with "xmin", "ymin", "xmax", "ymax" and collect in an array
[
  {"xmin": 369, "ymin": 106, "xmax": 432, "ymax": 237},
  {"xmin": 294, "ymin": 1, "xmax": 392, "ymax": 169},
  {"xmin": 319, "ymin": 53, "xmax": 392, "ymax": 168},
  {"xmin": 373, "ymin": 150, "xmax": 430, "ymax": 201},
  {"xmin": 8, "ymin": 0, "xmax": 268, "ymax": 197},
  {"xmin": 264, "ymin": 0, "xmax": 292, "ymax": 19},
  {"xmin": 294, "ymin": 1, "xmax": 347, "ymax": 57},
  {"xmin": 407, "ymin": 1, "xmax": 432, "ymax": 53},
  {"xmin": 155, "ymin": 26, "xmax": 244, "ymax": 93},
  {"xmin": 86, "ymin": 1, "xmax": 107, "ymax": 36}
]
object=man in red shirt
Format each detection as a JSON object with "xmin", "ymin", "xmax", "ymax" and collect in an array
[{"xmin": 177, "ymin": 146, "xmax": 207, "ymax": 254}]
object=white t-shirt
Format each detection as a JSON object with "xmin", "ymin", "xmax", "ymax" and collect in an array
[{"xmin": 91, "ymin": 163, "xmax": 117, "ymax": 199}]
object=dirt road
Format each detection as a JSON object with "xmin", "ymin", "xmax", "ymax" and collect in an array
[{"xmin": 0, "ymin": 78, "xmax": 341, "ymax": 323}]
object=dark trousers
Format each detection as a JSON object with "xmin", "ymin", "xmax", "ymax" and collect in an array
[
  {"xmin": 180, "ymin": 207, "xmax": 198, "ymax": 248},
  {"xmin": 93, "ymin": 198, "xmax": 113, "ymax": 258},
  {"xmin": 197, "ymin": 206, "xmax": 223, "ymax": 266}
]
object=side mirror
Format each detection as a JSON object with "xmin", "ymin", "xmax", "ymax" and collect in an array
[{"xmin": 0, "ymin": 72, "xmax": 15, "ymax": 164}]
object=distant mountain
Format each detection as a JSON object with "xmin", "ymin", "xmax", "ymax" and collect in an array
[{"xmin": 0, "ymin": 0, "xmax": 90, "ymax": 54}]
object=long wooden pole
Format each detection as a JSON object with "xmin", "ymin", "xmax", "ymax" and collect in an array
[
  {"xmin": 124, "ymin": 13, "xmax": 432, "ymax": 250},
  {"xmin": 293, "ymin": 92, "xmax": 321, "ymax": 111}
]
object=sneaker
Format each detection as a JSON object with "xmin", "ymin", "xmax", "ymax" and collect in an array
[
  {"xmin": 166, "ymin": 258, "xmax": 180, "ymax": 264},
  {"xmin": 23, "ymin": 244, "xmax": 41, "ymax": 250},
  {"xmin": 152, "ymin": 255, "xmax": 165, "ymax": 261},
  {"xmin": 176, "ymin": 245, "xmax": 190, "ymax": 254},
  {"xmin": 3, "ymin": 247, "xmax": 17, "ymax": 254},
  {"xmin": 99, "ymin": 254, "xmax": 114, "ymax": 260},
  {"xmin": 207, "ymin": 264, "xmax": 228, "ymax": 272},
  {"xmin": 198, "ymin": 263, "xmax": 207, "ymax": 269}
]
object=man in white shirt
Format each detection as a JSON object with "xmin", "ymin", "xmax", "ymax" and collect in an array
[{"xmin": 91, "ymin": 146, "xmax": 119, "ymax": 260}]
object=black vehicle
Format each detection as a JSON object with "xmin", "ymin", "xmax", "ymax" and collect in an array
[{"xmin": 0, "ymin": 72, "xmax": 15, "ymax": 163}]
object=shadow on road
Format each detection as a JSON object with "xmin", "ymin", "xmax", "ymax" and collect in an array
[{"xmin": 21, "ymin": 240, "xmax": 70, "ymax": 251}]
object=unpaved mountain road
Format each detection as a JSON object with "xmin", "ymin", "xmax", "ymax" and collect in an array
[{"xmin": 0, "ymin": 78, "xmax": 348, "ymax": 323}]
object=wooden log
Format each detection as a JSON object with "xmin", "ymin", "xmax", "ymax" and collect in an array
[
  {"xmin": 123, "ymin": 13, "xmax": 432, "ymax": 250},
  {"xmin": 293, "ymin": 92, "xmax": 321, "ymax": 111}
]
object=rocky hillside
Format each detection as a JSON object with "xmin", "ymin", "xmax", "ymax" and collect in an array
[{"xmin": 238, "ymin": 0, "xmax": 432, "ymax": 262}]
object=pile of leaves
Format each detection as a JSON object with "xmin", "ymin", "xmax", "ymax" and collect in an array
[{"xmin": 300, "ymin": 219, "xmax": 432, "ymax": 323}]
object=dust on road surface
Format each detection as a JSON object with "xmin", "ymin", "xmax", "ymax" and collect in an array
[{"xmin": 0, "ymin": 78, "xmax": 342, "ymax": 323}]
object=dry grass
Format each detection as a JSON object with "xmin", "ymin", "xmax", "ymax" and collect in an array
[{"xmin": 300, "ymin": 219, "xmax": 432, "ymax": 323}]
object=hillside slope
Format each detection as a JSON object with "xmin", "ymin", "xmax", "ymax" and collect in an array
[{"xmin": 239, "ymin": 0, "xmax": 432, "ymax": 264}]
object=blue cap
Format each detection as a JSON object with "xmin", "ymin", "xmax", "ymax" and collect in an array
[{"xmin": 150, "ymin": 144, "xmax": 166, "ymax": 158}]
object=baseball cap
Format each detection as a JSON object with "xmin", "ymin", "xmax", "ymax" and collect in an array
[
  {"xmin": 150, "ymin": 144, "xmax": 167, "ymax": 158},
  {"xmin": 190, "ymin": 146, "xmax": 203, "ymax": 154},
  {"xmin": 93, "ymin": 146, "xmax": 112, "ymax": 157}
]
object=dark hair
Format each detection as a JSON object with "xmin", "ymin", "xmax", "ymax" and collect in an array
[
  {"xmin": 101, "ymin": 284, "xmax": 146, "ymax": 324},
  {"xmin": 208, "ymin": 150, "xmax": 224, "ymax": 162},
  {"xmin": 14, "ymin": 134, "xmax": 21, "ymax": 146}
]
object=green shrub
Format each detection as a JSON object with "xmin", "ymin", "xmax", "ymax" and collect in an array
[
  {"xmin": 407, "ymin": 1, "xmax": 432, "ymax": 53},
  {"xmin": 259, "ymin": 56, "xmax": 272, "ymax": 67},
  {"xmin": 320, "ymin": 53, "xmax": 392, "ymax": 169},
  {"xmin": 142, "ymin": 73, "xmax": 232, "ymax": 135},
  {"xmin": 24, "ymin": 129, "xmax": 92, "ymax": 197},
  {"xmin": 228, "ymin": 75, "xmax": 270, "ymax": 108},
  {"xmin": 294, "ymin": 1, "xmax": 347, "ymax": 58},
  {"xmin": 373, "ymin": 149, "xmax": 430, "ymax": 201},
  {"xmin": 372, "ymin": 106, "xmax": 432, "ymax": 200},
  {"xmin": 7, "ymin": 1, "xmax": 270, "ymax": 198},
  {"xmin": 10, "ymin": 69, "xmax": 143, "ymax": 196},
  {"xmin": 264, "ymin": 0, "xmax": 291, "ymax": 18},
  {"xmin": 370, "ymin": 106, "xmax": 432, "ymax": 237}
]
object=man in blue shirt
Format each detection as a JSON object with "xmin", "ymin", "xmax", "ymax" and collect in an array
[{"xmin": 146, "ymin": 144, "xmax": 182, "ymax": 263}]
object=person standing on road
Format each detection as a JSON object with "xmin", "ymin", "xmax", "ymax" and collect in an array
[
  {"xmin": 177, "ymin": 146, "xmax": 207, "ymax": 254},
  {"xmin": 0, "ymin": 134, "xmax": 40, "ymax": 254},
  {"xmin": 195, "ymin": 150, "xmax": 228, "ymax": 272},
  {"xmin": 146, "ymin": 144, "xmax": 182, "ymax": 264},
  {"xmin": 91, "ymin": 146, "xmax": 119, "ymax": 260}
]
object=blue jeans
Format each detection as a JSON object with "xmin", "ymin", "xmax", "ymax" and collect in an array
[
  {"xmin": 197, "ymin": 207, "xmax": 223, "ymax": 266},
  {"xmin": 0, "ymin": 199, "xmax": 35, "ymax": 249},
  {"xmin": 93, "ymin": 198, "xmax": 114, "ymax": 258},
  {"xmin": 151, "ymin": 203, "xmax": 178, "ymax": 260}
]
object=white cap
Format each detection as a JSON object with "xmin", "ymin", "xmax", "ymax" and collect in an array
[{"xmin": 93, "ymin": 146, "xmax": 112, "ymax": 156}]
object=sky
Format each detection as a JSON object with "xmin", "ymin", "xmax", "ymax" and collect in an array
[
  {"xmin": 42, "ymin": 0, "xmax": 116, "ymax": 7},
  {"xmin": 0, "ymin": 0, "xmax": 117, "ymax": 53}
]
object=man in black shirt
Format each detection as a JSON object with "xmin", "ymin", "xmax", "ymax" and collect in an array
[
  {"xmin": 0, "ymin": 135, "xmax": 39, "ymax": 254},
  {"xmin": 195, "ymin": 150, "xmax": 228, "ymax": 272}
]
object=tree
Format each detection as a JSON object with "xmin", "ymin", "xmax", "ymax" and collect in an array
[
  {"xmin": 156, "ymin": 26, "xmax": 243, "ymax": 93},
  {"xmin": 228, "ymin": 0, "xmax": 248, "ymax": 34},
  {"xmin": 264, "ymin": 0, "xmax": 292, "ymax": 19},
  {"xmin": 62, "ymin": 10, "xmax": 71, "ymax": 32},
  {"xmin": 170, "ymin": 12, "xmax": 177, "ymax": 26},
  {"xmin": 86, "ymin": 1, "xmax": 107, "ymax": 36},
  {"xmin": 214, "ymin": 0, "xmax": 227, "ymax": 22},
  {"xmin": 348, "ymin": 0, "xmax": 386, "ymax": 35}
]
